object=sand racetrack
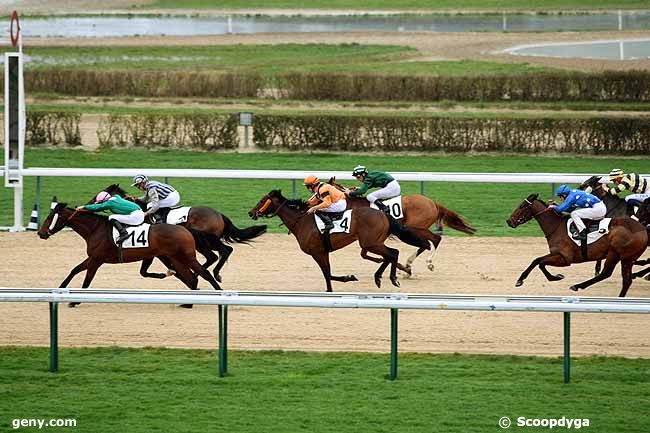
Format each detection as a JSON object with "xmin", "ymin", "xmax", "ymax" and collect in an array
[{"xmin": 1, "ymin": 232, "xmax": 649, "ymax": 357}]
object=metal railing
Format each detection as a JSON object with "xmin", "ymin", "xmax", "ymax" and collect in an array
[{"xmin": 2, "ymin": 288, "xmax": 649, "ymax": 382}]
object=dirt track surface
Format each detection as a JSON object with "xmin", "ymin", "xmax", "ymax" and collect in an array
[{"xmin": 1, "ymin": 232, "xmax": 649, "ymax": 357}]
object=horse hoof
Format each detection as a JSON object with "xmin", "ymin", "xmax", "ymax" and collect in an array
[
  {"xmin": 179, "ymin": 304, "xmax": 194, "ymax": 309},
  {"xmin": 645, "ymin": 274, "xmax": 650, "ymax": 282},
  {"xmin": 348, "ymin": 275, "xmax": 358, "ymax": 282},
  {"xmin": 214, "ymin": 274, "xmax": 222, "ymax": 283},
  {"xmin": 569, "ymin": 285, "xmax": 579, "ymax": 292},
  {"xmin": 556, "ymin": 274, "xmax": 565, "ymax": 280},
  {"xmin": 165, "ymin": 269, "xmax": 175, "ymax": 277},
  {"xmin": 390, "ymin": 278, "xmax": 400, "ymax": 288},
  {"xmin": 399, "ymin": 270, "xmax": 411, "ymax": 279},
  {"xmin": 374, "ymin": 278, "xmax": 382, "ymax": 288},
  {"xmin": 68, "ymin": 302, "xmax": 79, "ymax": 308},
  {"xmin": 427, "ymin": 263, "xmax": 435, "ymax": 272},
  {"xmin": 515, "ymin": 280, "xmax": 523, "ymax": 287}
]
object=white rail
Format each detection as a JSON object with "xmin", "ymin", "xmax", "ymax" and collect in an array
[
  {"xmin": 2, "ymin": 288, "xmax": 649, "ymax": 381},
  {"xmin": 1, "ymin": 289, "xmax": 650, "ymax": 314},
  {"xmin": 4, "ymin": 167, "xmax": 640, "ymax": 183}
]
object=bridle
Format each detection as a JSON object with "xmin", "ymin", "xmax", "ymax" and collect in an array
[
  {"xmin": 46, "ymin": 208, "xmax": 82, "ymax": 236},
  {"xmin": 254, "ymin": 197, "xmax": 287, "ymax": 219}
]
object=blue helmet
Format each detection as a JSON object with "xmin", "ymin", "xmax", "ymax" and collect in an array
[{"xmin": 555, "ymin": 184, "xmax": 572, "ymax": 197}]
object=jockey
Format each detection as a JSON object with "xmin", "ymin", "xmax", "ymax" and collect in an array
[
  {"xmin": 345, "ymin": 165, "xmax": 400, "ymax": 214},
  {"xmin": 77, "ymin": 191, "xmax": 144, "ymax": 244},
  {"xmin": 548, "ymin": 184, "xmax": 606, "ymax": 241},
  {"xmin": 607, "ymin": 169, "xmax": 650, "ymax": 212},
  {"xmin": 132, "ymin": 174, "xmax": 181, "ymax": 223},
  {"xmin": 304, "ymin": 175, "xmax": 346, "ymax": 231}
]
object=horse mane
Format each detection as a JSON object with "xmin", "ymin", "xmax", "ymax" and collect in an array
[{"xmin": 270, "ymin": 189, "xmax": 309, "ymax": 211}]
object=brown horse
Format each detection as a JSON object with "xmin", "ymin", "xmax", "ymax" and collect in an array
[
  {"xmin": 506, "ymin": 193, "xmax": 648, "ymax": 297},
  {"xmin": 38, "ymin": 203, "xmax": 222, "ymax": 307},
  {"xmin": 631, "ymin": 198, "xmax": 650, "ymax": 280},
  {"xmin": 102, "ymin": 184, "xmax": 267, "ymax": 282},
  {"xmin": 248, "ymin": 190, "xmax": 432, "ymax": 292},
  {"xmin": 328, "ymin": 178, "xmax": 476, "ymax": 272}
]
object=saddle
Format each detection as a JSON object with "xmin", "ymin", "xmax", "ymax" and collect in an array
[
  {"xmin": 567, "ymin": 219, "xmax": 606, "ymax": 239},
  {"xmin": 149, "ymin": 205, "xmax": 182, "ymax": 224}
]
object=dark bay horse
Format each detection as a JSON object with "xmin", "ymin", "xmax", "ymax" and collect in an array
[
  {"xmin": 248, "ymin": 190, "xmax": 432, "ymax": 292},
  {"xmin": 328, "ymin": 178, "xmax": 476, "ymax": 272},
  {"xmin": 38, "ymin": 203, "xmax": 221, "ymax": 307},
  {"xmin": 631, "ymin": 198, "xmax": 650, "ymax": 280},
  {"xmin": 102, "ymin": 184, "xmax": 267, "ymax": 282},
  {"xmin": 506, "ymin": 193, "xmax": 648, "ymax": 297},
  {"xmin": 579, "ymin": 175, "xmax": 648, "ymax": 276}
]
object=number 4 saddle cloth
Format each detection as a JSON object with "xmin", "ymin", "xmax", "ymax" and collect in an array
[
  {"xmin": 315, "ymin": 210, "xmax": 353, "ymax": 234},
  {"xmin": 112, "ymin": 223, "xmax": 151, "ymax": 248}
]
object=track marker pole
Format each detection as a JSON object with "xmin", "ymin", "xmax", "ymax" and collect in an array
[
  {"xmin": 49, "ymin": 302, "xmax": 58, "ymax": 372},
  {"xmin": 563, "ymin": 312, "xmax": 571, "ymax": 384},
  {"xmin": 390, "ymin": 308, "xmax": 398, "ymax": 380}
]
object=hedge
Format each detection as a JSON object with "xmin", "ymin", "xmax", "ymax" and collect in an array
[
  {"xmin": 19, "ymin": 69, "xmax": 650, "ymax": 102},
  {"xmin": 252, "ymin": 114, "xmax": 650, "ymax": 154}
]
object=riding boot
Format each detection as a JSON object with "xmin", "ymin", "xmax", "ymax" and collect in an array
[
  {"xmin": 626, "ymin": 201, "xmax": 639, "ymax": 217},
  {"xmin": 317, "ymin": 212, "xmax": 334, "ymax": 232},
  {"xmin": 111, "ymin": 220, "xmax": 130, "ymax": 244},
  {"xmin": 374, "ymin": 199, "xmax": 390, "ymax": 215},
  {"xmin": 579, "ymin": 229, "xmax": 588, "ymax": 260}
]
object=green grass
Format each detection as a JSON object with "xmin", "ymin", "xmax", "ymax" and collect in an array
[
  {"xmin": 1, "ymin": 149, "xmax": 646, "ymax": 236},
  {"xmin": 1, "ymin": 346, "xmax": 649, "ymax": 433},
  {"xmin": 145, "ymin": 0, "xmax": 650, "ymax": 10},
  {"xmin": 24, "ymin": 45, "xmax": 561, "ymax": 76}
]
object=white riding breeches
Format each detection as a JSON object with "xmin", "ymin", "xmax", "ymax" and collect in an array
[
  {"xmin": 147, "ymin": 190, "xmax": 181, "ymax": 211},
  {"xmin": 625, "ymin": 192, "xmax": 650, "ymax": 203},
  {"xmin": 366, "ymin": 180, "xmax": 401, "ymax": 203},
  {"xmin": 570, "ymin": 201, "xmax": 606, "ymax": 232},
  {"xmin": 109, "ymin": 210, "xmax": 145, "ymax": 226},
  {"xmin": 320, "ymin": 199, "xmax": 347, "ymax": 213}
]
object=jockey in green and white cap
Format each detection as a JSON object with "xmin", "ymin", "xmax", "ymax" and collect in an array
[{"xmin": 347, "ymin": 165, "xmax": 400, "ymax": 214}]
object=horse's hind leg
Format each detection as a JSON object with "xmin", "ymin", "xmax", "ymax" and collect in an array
[
  {"xmin": 387, "ymin": 246, "xmax": 400, "ymax": 288},
  {"xmin": 199, "ymin": 247, "xmax": 220, "ymax": 280},
  {"xmin": 139, "ymin": 257, "xmax": 167, "ymax": 279},
  {"xmin": 363, "ymin": 245, "xmax": 392, "ymax": 288},
  {"xmin": 168, "ymin": 258, "xmax": 200, "ymax": 308},
  {"xmin": 619, "ymin": 260, "xmax": 634, "ymax": 297},
  {"xmin": 186, "ymin": 257, "xmax": 222, "ymax": 291},
  {"xmin": 211, "ymin": 242, "xmax": 233, "ymax": 283},
  {"xmin": 570, "ymin": 252, "xmax": 619, "ymax": 292},
  {"xmin": 361, "ymin": 249, "xmax": 410, "ymax": 276}
]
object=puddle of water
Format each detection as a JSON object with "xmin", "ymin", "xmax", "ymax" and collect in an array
[
  {"xmin": 5, "ymin": 13, "xmax": 650, "ymax": 38},
  {"xmin": 504, "ymin": 39, "xmax": 650, "ymax": 60}
]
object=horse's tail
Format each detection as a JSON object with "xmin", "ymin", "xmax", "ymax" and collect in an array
[
  {"xmin": 436, "ymin": 203, "xmax": 476, "ymax": 235},
  {"xmin": 387, "ymin": 216, "xmax": 431, "ymax": 250},
  {"xmin": 221, "ymin": 215, "xmax": 267, "ymax": 244}
]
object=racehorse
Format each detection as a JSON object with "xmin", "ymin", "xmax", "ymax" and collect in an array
[
  {"xmin": 38, "ymin": 203, "xmax": 222, "ymax": 307},
  {"xmin": 248, "ymin": 190, "xmax": 432, "ymax": 292},
  {"xmin": 579, "ymin": 175, "xmax": 646, "ymax": 276},
  {"xmin": 327, "ymin": 178, "xmax": 476, "ymax": 272},
  {"xmin": 506, "ymin": 193, "xmax": 648, "ymax": 297},
  {"xmin": 631, "ymin": 198, "xmax": 650, "ymax": 281},
  {"xmin": 101, "ymin": 184, "xmax": 267, "ymax": 282}
]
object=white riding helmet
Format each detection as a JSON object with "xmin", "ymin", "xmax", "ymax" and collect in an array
[
  {"xmin": 352, "ymin": 165, "xmax": 368, "ymax": 177},
  {"xmin": 132, "ymin": 174, "xmax": 148, "ymax": 186}
]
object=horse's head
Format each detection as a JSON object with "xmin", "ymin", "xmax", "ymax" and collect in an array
[
  {"xmin": 84, "ymin": 184, "xmax": 132, "ymax": 205},
  {"xmin": 38, "ymin": 203, "xmax": 72, "ymax": 239},
  {"xmin": 249, "ymin": 190, "xmax": 286, "ymax": 220},
  {"xmin": 506, "ymin": 193, "xmax": 543, "ymax": 228},
  {"xmin": 578, "ymin": 175, "xmax": 605, "ymax": 196}
]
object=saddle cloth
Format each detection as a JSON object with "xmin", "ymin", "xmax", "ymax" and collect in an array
[
  {"xmin": 165, "ymin": 206, "xmax": 191, "ymax": 225},
  {"xmin": 112, "ymin": 224, "xmax": 151, "ymax": 248},
  {"xmin": 567, "ymin": 218, "xmax": 611, "ymax": 246},
  {"xmin": 315, "ymin": 209, "xmax": 353, "ymax": 234},
  {"xmin": 370, "ymin": 195, "xmax": 404, "ymax": 219}
]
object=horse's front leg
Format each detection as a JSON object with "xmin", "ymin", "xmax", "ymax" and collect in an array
[
  {"xmin": 515, "ymin": 253, "xmax": 566, "ymax": 287},
  {"xmin": 59, "ymin": 257, "xmax": 90, "ymax": 288},
  {"xmin": 69, "ymin": 259, "xmax": 103, "ymax": 308}
]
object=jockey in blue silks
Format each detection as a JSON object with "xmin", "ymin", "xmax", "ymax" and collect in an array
[{"xmin": 548, "ymin": 184, "xmax": 606, "ymax": 240}]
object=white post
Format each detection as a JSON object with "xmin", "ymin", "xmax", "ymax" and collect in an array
[
  {"xmin": 502, "ymin": 12, "xmax": 507, "ymax": 32},
  {"xmin": 619, "ymin": 41, "xmax": 625, "ymax": 60},
  {"xmin": 228, "ymin": 16, "xmax": 233, "ymax": 34},
  {"xmin": 618, "ymin": 10, "xmax": 623, "ymax": 31},
  {"xmin": 12, "ymin": 185, "xmax": 24, "ymax": 232}
]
